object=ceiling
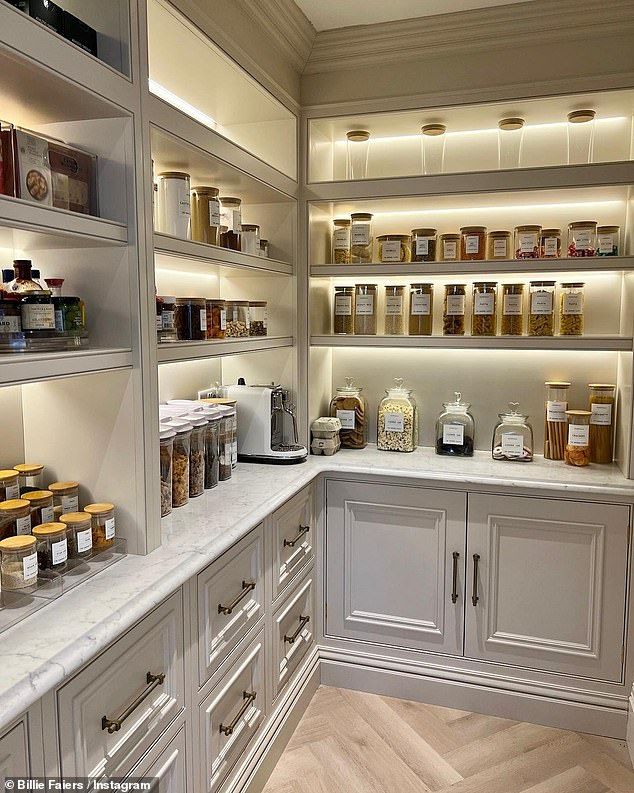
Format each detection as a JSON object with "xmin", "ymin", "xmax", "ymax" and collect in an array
[{"xmin": 294, "ymin": 0, "xmax": 536, "ymax": 31}]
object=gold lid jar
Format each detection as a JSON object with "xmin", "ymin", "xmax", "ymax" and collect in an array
[
  {"xmin": 0, "ymin": 535, "xmax": 38, "ymax": 592},
  {"xmin": 60, "ymin": 511, "xmax": 93, "ymax": 559},
  {"xmin": 22, "ymin": 490, "xmax": 55, "ymax": 528},
  {"xmin": 0, "ymin": 469, "xmax": 20, "ymax": 502},
  {"xmin": 32, "ymin": 521, "xmax": 68, "ymax": 571},
  {"xmin": 84, "ymin": 502, "xmax": 116, "ymax": 552},
  {"xmin": 0, "ymin": 498, "xmax": 31, "ymax": 539},
  {"xmin": 48, "ymin": 481, "xmax": 80, "ymax": 518}
]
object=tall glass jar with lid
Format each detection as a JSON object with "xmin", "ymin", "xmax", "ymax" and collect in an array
[
  {"xmin": 159, "ymin": 425, "xmax": 175, "ymax": 517},
  {"xmin": 354, "ymin": 284, "xmax": 377, "ymax": 335},
  {"xmin": 443, "ymin": 284, "xmax": 467, "ymax": 335},
  {"xmin": 332, "ymin": 219, "xmax": 351, "ymax": 263},
  {"xmin": 333, "ymin": 286, "xmax": 355, "ymax": 335},
  {"xmin": 500, "ymin": 284, "xmax": 524, "ymax": 336},
  {"xmin": 492, "ymin": 403, "xmax": 533, "ymax": 462},
  {"xmin": 219, "ymin": 197, "xmax": 242, "ymax": 250},
  {"xmin": 528, "ymin": 281, "xmax": 555, "ymax": 336},
  {"xmin": 460, "ymin": 227, "xmax": 487, "ymax": 261},
  {"xmin": 190, "ymin": 186, "xmax": 220, "ymax": 245},
  {"xmin": 377, "ymin": 378, "xmax": 418, "ymax": 452},
  {"xmin": 409, "ymin": 284, "xmax": 433, "ymax": 336},
  {"xmin": 435, "ymin": 393, "xmax": 475, "ymax": 456},
  {"xmin": 350, "ymin": 213, "xmax": 373, "ymax": 263},
  {"xmin": 384, "ymin": 285, "xmax": 406, "ymax": 335},
  {"xmin": 567, "ymin": 221, "xmax": 597, "ymax": 257},
  {"xmin": 514, "ymin": 225, "xmax": 541, "ymax": 259},
  {"xmin": 330, "ymin": 378, "xmax": 368, "ymax": 449},
  {"xmin": 157, "ymin": 172, "xmax": 191, "ymax": 238},
  {"xmin": 183, "ymin": 414, "xmax": 206, "ymax": 498},
  {"xmin": 411, "ymin": 229, "xmax": 437, "ymax": 262},
  {"xmin": 544, "ymin": 381, "xmax": 570, "ymax": 460},
  {"xmin": 472, "ymin": 282, "xmax": 498, "ymax": 336},
  {"xmin": 559, "ymin": 283, "xmax": 584, "ymax": 336}
]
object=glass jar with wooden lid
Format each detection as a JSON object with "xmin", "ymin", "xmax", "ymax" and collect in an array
[
  {"xmin": 528, "ymin": 281, "xmax": 555, "ymax": 336},
  {"xmin": 588, "ymin": 383, "xmax": 616, "ymax": 464},
  {"xmin": 0, "ymin": 499, "xmax": 31, "ymax": 539},
  {"xmin": 443, "ymin": 284, "xmax": 467, "ymax": 335},
  {"xmin": 559, "ymin": 282, "xmax": 584, "ymax": 336},
  {"xmin": 22, "ymin": 490, "xmax": 54, "ymax": 528},
  {"xmin": 541, "ymin": 229, "xmax": 561, "ymax": 258},
  {"xmin": 48, "ymin": 481, "xmax": 80, "ymax": 520},
  {"xmin": 384, "ymin": 285, "xmax": 406, "ymax": 335},
  {"xmin": 206, "ymin": 299, "xmax": 226, "ymax": 339},
  {"xmin": 567, "ymin": 221, "xmax": 597, "ymax": 257},
  {"xmin": 544, "ymin": 381, "xmax": 571, "ymax": 460},
  {"xmin": 0, "ymin": 535, "xmax": 38, "ymax": 592},
  {"xmin": 354, "ymin": 284, "xmax": 377, "ymax": 335},
  {"xmin": 472, "ymin": 282, "xmax": 498, "ymax": 336},
  {"xmin": 411, "ymin": 229, "xmax": 437, "ymax": 262},
  {"xmin": 60, "ymin": 512, "xmax": 93, "ymax": 559},
  {"xmin": 190, "ymin": 186, "xmax": 220, "ymax": 245},
  {"xmin": 332, "ymin": 219, "xmax": 351, "ymax": 264},
  {"xmin": 33, "ymin": 522, "xmax": 68, "ymax": 572},
  {"xmin": 377, "ymin": 234, "xmax": 411, "ymax": 264},
  {"xmin": 84, "ymin": 503, "xmax": 116, "ymax": 552},
  {"xmin": 487, "ymin": 230, "xmax": 511, "ymax": 260},
  {"xmin": 248, "ymin": 302, "xmax": 268, "ymax": 337},
  {"xmin": 330, "ymin": 377, "xmax": 368, "ymax": 449},
  {"xmin": 565, "ymin": 410, "xmax": 591, "ymax": 467},
  {"xmin": 438, "ymin": 233, "xmax": 460, "ymax": 262},
  {"xmin": 409, "ymin": 284, "xmax": 433, "ymax": 336},
  {"xmin": 333, "ymin": 286, "xmax": 355, "ymax": 334},
  {"xmin": 514, "ymin": 225, "xmax": 541, "ymax": 259},
  {"xmin": 13, "ymin": 463, "xmax": 44, "ymax": 493},
  {"xmin": 219, "ymin": 197, "xmax": 242, "ymax": 250},
  {"xmin": 0, "ymin": 470, "xmax": 19, "ymax": 502},
  {"xmin": 597, "ymin": 225, "xmax": 620, "ymax": 256},
  {"xmin": 500, "ymin": 284, "xmax": 524, "ymax": 336},
  {"xmin": 350, "ymin": 213, "xmax": 373, "ymax": 263},
  {"xmin": 240, "ymin": 224, "xmax": 260, "ymax": 256},
  {"xmin": 460, "ymin": 226, "xmax": 487, "ymax": 261}
]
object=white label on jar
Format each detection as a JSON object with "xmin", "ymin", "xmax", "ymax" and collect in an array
[
  {"xmin": 445, "ymin": 295, "xmax": 465, "ymax": 316},
  {"xmin": 355, "ymin": 295, "xmax": 374, "ymax": 315},
  {"xmin": 220, "ymin": 309, "xmax": 227, "ymax": 330},
  {"xmin": 351, "ymin": 225, "xmax": 370, "ymax": 246},
  {"xmin": 574, "ymin": 230, "xmax": 593, "ymax": 250},
  {"xmin": 335, "ymin": 295, "xmax": 352, "ymax": 315},
  {"xmin": 501, "ymin": 433, "xmax": 523, "ymax": 455},
  {"xmin": 162, "ymin": 310, "xmax": 175, "ymax": 330},
  {"xmin": 41, "ymin": 505, "xmax": 54, "ymax": 523},
  {"xmin": 0, "ymin": 315, "xmax": 21, "ymax": 333},
  {"xmin": 385, "ymin": 296, "xmax": 403, "ymax": 315},
  {"xmin": 493, "ymin": 238, "xmax": 508, "ymax": 258},
  {"xmin": 220, "ymin": 207, "xmax": 241, "ymax": 232},
  {"xmin": 4, "ymin": 484, "xmax": 19, "ymax": 500},
  {"xmin": 77, "ymin": 528, "xmax": 92, "ymax": 553},
  {"xmin": 465, "ymin": 235, "xmax": 480, "ymax": 254},
  {"xmin": 562, "ymin": 293, "xmax": 583, "ymax": 315},
  {"xmin": 21, "ymin": 304, "xmax": 56, "ymax": 330},
  {"xmin": 411, "ymin": 293, "xmax": 431, "ymax": 315},
  {"xmin": 598, "ymin": 234, "xmax": 615, "ymax": 254},
  {"xmin": 474, "ymin": 292, "xmax": 495, "ymax": 315},
  {"xmin": 443, "ymin": 240, "xmax": 457, "ymax": 259},
  {"xmin": 178, "ymin": 187, "xmax": 190, "ymax": 218},
  {"xmin": 543, "ymin": 236, "xmax": 559, "ymax": 257},
  {"xmin": 52, "ymin": 538, "xmax": 68, "ymax": 565},
  {"xmin": 519, "ymin": 232, "xmax": 538, "ymax": 254},
  {"xmin": 531, "ymin": 291, "xmax": 552, "ymax": 314},
  {"xmin": 568, "ymin": 424, "xmax": 589, "ymax": 446},
  {"xmin": 547, "ymin": 401, "xmax": 567, "ymax": 422},
  {"xmin": 199, "ymin": 309, "xmax": 207, "ymax": 331},
  {"xmin": 23, "ymin": 552, "xmax": 38, "ymax": 581},
  {"xmin": 336, "ymin": 409, "xmax": 356, "ymax": 429},
  {"xmin": 16, "ymin": 515, "xmax": 31, "ymax": 535},
  {"xmin": 503, "ymin": 294, "xmax": 523, "ymax": 315},
  {"xmin": 333, "ymin": 227, "xmax": 350, "ymax": 249},
  {"xmin": 591, "ymin": 403, "xmax": 612, "ymax": 425},
  {"xmin": 105, "ymin": 517, "xmax": 116, "ymax": 540},
  {"xmin": 381, "ymin": 240, "xmax": 402, "ymax": 262},
  {"xmin": 415, "ymin": 237, "xmax": 431, "ymax": 256},
  {"xmin": 443, "ymin": 424, "xmax": 464, "ymax": 445},
  {"xmin": 209, "ymin": 198, "xmax": 220, "ymax": 227},
  {"xmin": 384, "ymin": 412, "xmax": 404, "ymax": 432},
  {"xmin": 61, "ymin": 494, "xmax": 79, "ymax": 512}
]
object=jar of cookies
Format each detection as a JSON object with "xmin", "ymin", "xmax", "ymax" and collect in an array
[
  {"xmin": 565, "ymin": 410, "xmax": 591, "ymax": 466},
  {"xmin": 330, "ymin": 377, "xmax": 368, "ymax": 449}
]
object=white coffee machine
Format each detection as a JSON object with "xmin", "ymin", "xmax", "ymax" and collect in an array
[{"xmin": 224, "ymin": 383, "xmax": 308, "ymax": 464}]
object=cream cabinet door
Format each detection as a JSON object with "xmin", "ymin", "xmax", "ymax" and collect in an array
[
  {"xmin": 326, "ymin": 480, "xmax": 467, "ymax": 655},
  {"xmin": 272, "ymin": 569, "xmax": 314, "ymax": 699},
  {"xmin": 0, "ymin": 721, "xmax": 29, "ymax": 786},
  {"xmin": 465, "ymin": 494, "xmax": 630, "ymax": 680},
  {"xmin": 269, "ymin": 486, "xmax": 313, "ymax": 602},
  {"xmin": 131, "ymin": 726, "xmax": 187, "ymax": 793}
]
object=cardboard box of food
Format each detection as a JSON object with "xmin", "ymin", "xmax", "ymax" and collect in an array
[
  {"xmin": 62, "ymin": 10, "xmax": 98, "ymax": 57},
  {"xmin": 12, "ymin": 128, "xmax": 53, "ymax": 206}
]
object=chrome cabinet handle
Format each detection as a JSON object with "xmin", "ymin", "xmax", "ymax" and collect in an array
[
  {"xmin": 451, "ymin": 551, "xmax": 460, "ymax": 604},
  {"xmin": 284, "ymin": 525, "xmax": 310, "ymax": 548},
  {"xmin": 472, "ymin": 554, "xmax": 481, "ymax": 606},
  {"xmin": 101, "ymin": 672, "xmax": 165, "ymax": 734},
  {"xmin": 219, "ymin": 691, "xmax": 257, "ymax": 736},
  {"xmin": 218, "ymin": 580, "xmax": 256, "ymax": 615},
  {"xmin": 284, "ymin": 614, "xmax": 310, "ymax": 644}
]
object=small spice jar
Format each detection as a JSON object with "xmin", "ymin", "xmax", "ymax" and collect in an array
[
  {"xmin": 487, "ymin": 230, "xmax": 512, "ymax": 260},
  {"xmin": 596, "ymin": 225, "xmax": 620, "ymax": 257},
  {"xmin": 240, "ymin": 224, "xmax": 260, "ymax": 256},
  {"xmin": 565, "ymin": 410, "xmax": 591, "ymax": 466},
  {"xmin": 435, "ymin": 392, "xmax": 475, "ymax": 457},
  {"xmin": 0, "ymin": 535, "xmax": 38, "ymax": 592},
  {"xmin": 408, "ymin": 283, "xmax": 433, "ymax": 336},
  {"xmin": 159, "ymin": 425, "xmax": 175, "ymax": 517},
  {"xmin": 544, "ymin": 381, "xmax": 571, "ymax": 460},
  {"xmin": 157, "ymin": 296, "xmax": 177, "ymax": 343},
  {"xmin": 559, "ymin": 282, "xmax": 584, "ymax": 336},
  {"xmin": 411, "ymin": 229, "xmax": 437, "ymax": 262},
  {"xmin": 226, "ymin": 300, "xmax": 250, "ymax": 337},
  {"xmin": 60, "ymin": 512, "xmax": 93, "ymax": 559},
  {"xmin": 492, "ymin": 403, "xmax": 533, "ymax": 462},
  {"xmin": 514, "ymin": 225, "xmax": 541, "ymax": 259},
  {"xmin": 384, "ymin": 285, "xmax": 406, "ymax": 335},
  {"xmin": 249, "ymin": 302, "xmax": 268, "ymax": 337},
  {"xmin": 84, "ymin": 503, "xmax": 116, "ymax": 552},
  {"xmin": 190, "ymin": 186, "xmax": 220, "ymax": 245},
  {"xmin": 48, "ymin": 481, "xmax": 80, "ymax": 520},
  {"xmin": 354, "ymin": 284, "xmax": 377, "ymax": 335},
  {"xmin": 460, "ymin": 226, "xmax": 487, "ymax": 261},
  {"xmin": 588, "ymin": 383, "xmax": 616, "ymax": 464},
  {"xmin": 219, "ymin": 197, "xmax": 242, "ymax": 250},
  {"xmin": 333, "ymin": 286, "xmax": 355, "ymax": 335},
  {"xmin": 157, "ymin": 172, "xmax": 191, "ymax": 238},
  {"xmin": 164, "ymin": 419, "xmax": 191, "ymax": 507},
  {"xmin": 175, "ymin": 298, "xmax": 207, "ymax": 341},
  {"xmin": 332, "ymin": 219, "xmax": 351, "ymax": 264},
  {"xmin": 568, "ymin": 221, "xmax": 597, "ymax": 257},
  {"xmin": 33, "ymin": 522, "xmax": 68, "ymax": 572},
  {"xmin": 528, "ymin": 281, "xmax": 555, "ymax": 336},
  {"xmin": 472, "ymin": 282, "xmax": 498, "ymax": 336},
  {"xmin": 22, "ymin": 490, "xmax": 55, "ymax": 528},
  {"xmin": 500, "ymin": 284, "xmax": 524, "ymax": 336},
  {"xmin": 330, "ymin": 377, "xmax": 368, "ymax": 449},
  {"xmin": 443, "ymin": 284, "xmax": 467, "ymax": 335},
  {"xmin": 438, "ymin": 233, "xmax": 460, "ymax": 262},
  {"xmin": 183, "ymin": 413, "xmax": 206, "ymax": 498},
  {"xmin": 350, "ymin": 213, "xmax": 373, "ymax": 263},
  {"xmin": 377, "ymin": 234, "xmax": 411, "ymax": 264},
  {"xmin": 0, "ymin": 470, "xmax": 20, "ymax": 502},
  {"xmin": 206, "ymin": 299, "xmax": 226, "ymax": 339},
  {"xmin": 377, "ymin": 378, "xmax": 418, "ymax": 453},
  {"xmin": 14, "ymin": 463, "xmax": 44, "ymax": 494},
  {"xmin": 0, "ymin": 499, "xmax": 31, "ymax": 538},
  {"xmin": 541, "ymin": 228, "xmax": 561, "ymax": 259}
]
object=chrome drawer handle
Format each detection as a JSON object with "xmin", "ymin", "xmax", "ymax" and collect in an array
[
  {"xmin": 284, "ymin": 525, "xmax": 310, "ymax": 548},
  {"xmin": 284, "ymin": 614, "xmax": 310, "ymax": 644},
  {"xmin": 101, "ymin": 671, "xmax": 165, "ymax": 734},
  {"xmin": 472, "ymin": 554, "xmax": 481, "ymax": 606},
  {"xmin": 218, "ymin": 580, "xmax": 256, "ymax": 615},
  {"xmin": 219, "ymin": 691, "xmax": 257, "ymax": 736},
  {"xmin": 451, "ymin": 551, "xmax": 460, "ymax": 604}
]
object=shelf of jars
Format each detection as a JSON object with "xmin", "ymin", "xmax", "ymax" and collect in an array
[
  {"xmin": 310, "ymin": 335, "xmax": 632, "ymax": 351},
  {"xmin": 156, "ymin": 335, "xmax": 294, "ymax": 364}
]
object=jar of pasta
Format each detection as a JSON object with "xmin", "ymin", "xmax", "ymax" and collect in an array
[
  {"xmin": 0, "ymin": 470, "xmax": 19, "ymax": 502},
  {"xmin": 354, "ymin": 284, "xmax": 377, "ymax": 335},
  {"xmin": 565, "ymin": 410, "xmax": 591, "ymax": 466},
  {"xmin": 540, "ymin": 228, "xmax": 561, "ymax": 259},
  {"xmin": 460, "ymin": 226, "xmax": 487, "ymax": 261},
  {"xmin": 514, "ymin": 225, "xmax": 541, "ymax": 259},
  {"xmin": 596, "ymin": 225, "xmax": 620, "ymax": 256},
  {"xmin": 472, "ymin": 282, "xmax": 498, "ymax": 336},
  {"xmin": 332, "ymin": 219, "xmax": 351, "ymax": 264},
  {"xmin": 350, "ymin": 213, "xmax": 373, "ymax": 263},
  {"xmin": 500, "ymin": 284, "xmax": 524, "ymax": 336},
  {"xmin": 411, "ymin": 229, "xmax": 437, "ymax": 262},
  {"xmin": 559, "ymin": 282, "xmax": 584, "ymax": 336},
  {"xmin": 84, "ymin": 503, "xmax": 116, "ymax": 552},
  {"xmin": 333, "ymin": 286, "xmax": 355, "ymax": 334},
  {"xmin": 0, "ymin": 535, "xmax": 38, "ymax": 592},
  {"xmin": 487, "ymin": 230, "xmax": 511, "ymax": 260},
  {"xmin": 22, "ymin": 490, "xmax": 55, "ymax": 528},
  {"xmin": 568, "ymin": 221, "xmax": 597, "ymax": 257},
  {"xmin": 588, "ymin": 383, "xmax": 616, "ymax": 464},
  {"xmin": 384, "ymin": 286, "xmax": 406, "ymax": 335},
  {"xmin": 528, "ymin": 281, "xmax": 555, "ymax": 336},
  {"xmin": 378, "ymin": 234, "xmax": 410, "ymax": 264},
  {"xmin": 443, "ymin": 284, "xmax": 467, "ymax": 335},
  {"xmin": 408, "ymin": 284, "xmax": 433, "ymax": 336},
  {"xmin": 438, "ymin": 233, "xmax": 460, "ymax": 262}
]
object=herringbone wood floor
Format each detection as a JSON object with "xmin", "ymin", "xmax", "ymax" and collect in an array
[{"xmin": 262, "ymin": 686, "xmax": 634, "ymax": 793}]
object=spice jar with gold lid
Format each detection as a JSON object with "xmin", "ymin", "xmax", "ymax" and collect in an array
[
  {"xmin": 190, "ymin": 186, "xmax": 220, "ymax": 245},
  {"xmin": 84, "ymin": 503, "xmax": 116, "ymax": 552},
  {"xmin": 460, "ymin": 226, "xmax": 487, "ymax": 261},
  {"xmin": 0, "ymin": 499, "xmax": 31, "ymax": 539},
  {"xmin": 49, "ymin": 481, "xmax": 79, "ymax": 519},
  {"xmin": 22, "ymin": 490, "xmax": 55, "ymax": 528},
  {"xmin": 60, "ymin": 512, "xmax": 93, "ymax": 559},
  {"xmin": 0, "ymin": 470, "xmax": 20, "ymax": 502},
  {"xmin": 13, "ymin": 463, "xmax": 44, "ymax": 493},
  {"xmin": 33, "ymin": 522, "xmax": 68, "ymax": 572},
  {"xmin": 411, "ymin": 229, "xmax": 437, "ymax": 262},
  {"xmin": 0, "ymin": 535, "xmax": 38, "ymax": 592}
]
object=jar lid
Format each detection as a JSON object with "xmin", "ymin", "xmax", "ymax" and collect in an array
[
  {"xmin": 498, "ymin": 117, "xmax": 525, "ymax": 131},
  {"xmin": 386, "ymin": 377, "xmax": 412, "ymax": 397},
  {"xmin": 597, "ymin": 225, "xmax": 620, "ymax": 233},
  {"xmin": 530, "ymin": 280, "xmax": 556, "ymax": 286},
  {"xmin": 355, "ymin": 284, "xmax": 377, "ymax": 291},
  {"xmin": 0, "ymin": 535, "xmax": 36, "ymax": 551},
  {"xmin": 176, "ymin": 296, "xmax": 206, "ymax": 304},
  {"xmin": 33, "ymin": 522, "xmax": 66, "ymax": 536},
  {"xmin": 225, "ymin": 299, "xmax": 249, "ymax": 306},
  {"xmin": 566, "ymin": 409, "xmax": 592, "ymax": 417},
  {"xmin": 191, "ymin": 186, "xmax": 219, "ymax": 195},
  {"xmin": 158, "ymin": 295, "xmax": 176, "ymax": 304},
  {"xmin": 164, "ymin": 417, "xmax": 193, "ymax": 433},
  {"xmin": 588, "ymin": 383, "xmax": 616, "ymax": 389},
  {"xmin": 347, "ymin": 130, "xmax": 370, "ymax": 142},
  {"xmin": 503, "ymin": 283, "xmax": 524, "ymax": 289},
  {"xmin": 460, "ymin": 226, "xmax": 487, "ymax": 233},
  {"xmin": 158, "ymin": 171, "xmax": 190, "ymax": 179},
  {"xmin": 569, "ymin": 221, "xmax": 597, "ymax": 228},
  {"xmin": 336, "ymin": 376, "xmax": 362, "ymax": 395},
  {"xmin": 59, "ymin": 512, "xmax": 91, "ymax": 525},
  {"xmin": 545, "ymin": 381, "xmax": 571, "ymax": 388},
  {"xmin": 443, "ymin": 391, "xmax": 470, "ymax": 411},
  {"xmin": 489, "ymin": 230, "xmax": 511, "ymax": 236},
  {"xmin": 334, "ymin": 285, "xmax": 355, "ymax": 291},
  {"xmin": 560, "ymin": 282, "xmax": 585, "ymax": 288},
  {"xmin": 421, "ymin": 123, "xmax": 446, "ymax": 136},
  {"xmin": 241, "ymin": 224, "xmax": 260, "ymax": 231},
  {"xmin": 377, "ymin": 234, "xmax": 409, "ymax": 241},
  {"xmin": 0, "ymin": 499, "xmax": 30, "ymax": 512},
  {"xmin": 159, "ymin": 425, "xmax": 176, "ymax": 440},
  {"xmin": 385, "ymin": 285, "xmax": 405, "ymax": 293},
  {"xmin": 567, "ymin": 109, "xmax": 596, "ymax": 123},
  {"xmin": 248, "ymin": 301, "xmax": 267, "ymax": 306},
  {"xmin": 22, "ymin": 490, "xmax": 53, "ymax": 504},
  {"xmin": 446, "ymin": 283, "xmax": 466, "ymax": 289},
  {"xmin": 0, "ymin": 470, "xmax": 18, "ymax": 481},
  {"xmin": 182, "ymin": 413, "xmax": 208, "ymax": 427},
  {"xmin": 14, "ymin": 464, "xmax": 44, "ymax": 475},
  {"xmin": 541, "ymin": 228, "xmax": 561, "ymax": 235},
  {"xmin": 200, "ymin": 398, "xmax": 236, "ymax": 406},
  {"xmin": 440, "ymin": 233, "xmax": 460, "ymax": 239},
  {"xmin": 515, "ymin": 225, "xmax": 541, "ymax": 232},
  {"xmin": 84, "ymin": 503, "xmax": 115, "ymax": 515},
  {"xmin": 411, "ymin": 228, "xmax": 437, "ymax": 235},
  {"xmin": 350, "ymin": 212, "xmax": 372, "ymax": 221},
  {"xmin": 333, "ymin": 218, "xmax": 351, "ymax": 226},
  {"xmin": 498, "ymin": 402, "xmax": 529, "ymax": 422},
  {"xmin": 411, "ymin": 283, "xmax": 433, "ymax": 289},
  {"xmin": 473, "ymin": 282, "xmax": 498, "ymax": 288},
  {"xmin": 220, "ymin": 197, "xmax": 241, "ymax": 205}
]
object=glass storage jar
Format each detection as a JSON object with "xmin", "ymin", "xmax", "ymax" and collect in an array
[
  {"xmin": 226, "ymin": 300, "xmax": 250, "ymax": 337},
  {"xmin": 0, "ymin": 535, "xmax": 38, "ymax": 592},
  {"xmin": 217, "ymin": 407, "xmax": 234, "ymax": 481},
  {"xmin": 330, "ymin": 377, "xmax": 368, "ymax": 450},
  {"xmin": 346, "ymin": 130, "xmax": 370, "ymax": 180},
  {"xmin": 350, "ymin": 213, "xmax": 373, "ymax": 263},
  {"xmin": 568, "ymin": 221, "xmax": 597, "ymax": 257},
  {"xmin": 333, "ymin": 286, "xmax": 355, "ymax": 335},
  {"xmin": 259, "ymin": 239, "xmax": 269, "ymax": 258},
  {"xmin": 567, "ymin": 110, "xmax": 595, "ymax": 164},
  {"xmin": 514, "ymin": 225, "xmax": 541, "ymax": 259},
  {"xmin": 175, "ymin": 298, "xmax": 207, "ymax": 341},
  {"xmin": 33, "ymin": 522, "xmax": 68, "ymax": 572},
  {"xmin": 249, "ymin": 302, "xmax": 268, "ymax": 336},
  {"xmin": 438, "ymin": 233, "xmax": 460, "ymax": 262},
  {"xmin": 60, "ymin": 512, "xmax": 93, "ymax": 559},
  {"xmin": 472, "ymin": 282, "xmax": 498, "ymax": 336},
  {"xmin": 384, "ymin": 285, "xmax": 406, "ymax": 335},
  {"xmin": 492, "ymin": 403, "xmax": 533, "ymax": 462},
  {"xmin": 500, "ymin": 284, "xmax": 524, "ymax": 336},
  {"xmin": 190, "ymin": 186, "xmax": 220, "ymax": 245},
  {"xmin": 409, "ymin": 283, "xmax": 433, "ymax": 336},
  {"xmin": 0, "ymin": 470, "xmax": 20, "ymax": 502},
  {"xmin": 544, "ymin": 381, "xmax": 571, "ymax": 460},
  {"xmin": 0, "ymin": 499, "xmax": 31, "ymax": 539},
  {"xmin": 354, "ymin": 285, "xmax": 377, "ymax": 335},
  {"xmin": 559, "ymin": 282, "xmax": 584, "ymax": 336},
  {"xmin": 411, "ymin": 229, "xmax": 437, "ymax": 262},
  {"xmin": 528, "ymin": 281, "xmax": 555, "ymax": 336},
  {"xmin": 565, "ymin": 410, "xmax": 591, "ymax": 466},
  {"xmin": 498, "ymin": 117, "xmax": 525, "ymax": 169},
  {"xmin": 219, "ymin": 197, "xmax": 242, "ymax": 250},
  {"xmin": 377, "ymin": 234, "xmax": 411, "ymax": 264},
  {"xmin": 164, "ymin": 419, "xmax": 191, "ymax": 508},
  {"xmin": 21, "ymin": 292, "xmax": 56, "ymax": 339},
  {"xmin": 443, "ymin": 284, "xmax": 467, "ymax": 335},
  {"xmin": 377, "ymin": 378, "xmax": 418, "ymax": 453},
  {"xmin": 157, "ymin": 172, "xmax": 191, "ymax": 238},
  {"xmin": 48, "ymin": 481, "xmax": 80, "ymax": 520},
  {"xmin": 487, "ymin": 230, "xmax": 511, "ymax": 260},
  {"xmin": 84, "ymin": 503, "xmax": 116, "ymax": 552},
  {"xmin": 22, "ymin": 490, "xmax": 54, "ymax": 528},
  {"xmin": 435, "ymin": 392, "xmax": 475, "ymax": 456},
  {"xmin": 206, "ymin": 299, "xmax": 226, "ymax": 339},
  {"xmin": 460, "ymin": 226, "xmax": 487, "ymax": 261},
  {"xmin": 588, "ymin": 383, "xmax": 616, "ymax": 464},
  {"xmin": 200, "ymin": 410, "xmax": 221, "ymax": 489},
  {"xmin": 240, "ymin": 224, "xmax": 260, "ymax": 256},
  {"xmin": 184, "ymin": 414, "xmax": 206, "ymax": 498},
  {"xmin": 157, "ymin": 296, "xmax": 177, "ymax": 343},
  {"xmin": 332, "ymin": 219, "xmax": 351, "ymax": 264},
  {"xmin": 421, "ymin": 124, "xmax": 447, "ymax": 174},
  {"xmin": 159, "ymin": 425, "xmax": 175, "ymax": 517},
  {"xmin": 14, "ymin": 464, "xmax": 44, "ymax": 493},
  {"xmin": 597, "ymin": 225, "xmax": 620, "ymax": 256},
  {"xmin": 541, "ymin": 228, "xmax": 561, "ymax": 259}
]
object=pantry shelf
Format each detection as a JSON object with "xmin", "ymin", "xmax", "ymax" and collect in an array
[
  {"xmin": 157, "ymin": 335, "xmax": 294, "ymax": 364},
  {"xmin": 310, "ymin": 335, "xmax": 633, "ymax": 351},
  {"xmin": 0, "ymin": 348, "xmax": 133, "ymax": 387}
]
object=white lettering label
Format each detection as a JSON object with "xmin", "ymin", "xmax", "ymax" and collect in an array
[
  {"xmin": 336, "ymin": 410, "xmax": 356, "ymax": 430},
  {"xmin": 443, "ymin": 424, "xmax": 464, "ymax": 445},
  {"xmin": 474, "ymin": 292, "xmax": 495, "ymax": 315},
  {"xmin": 574, "ymin": 230, "xmax": 593, "ymax": 250},
  {"xmin": 21, "ymin": 303, "xmax": 56, "ymax": 330},
  {"xmin": 200, "ymin": 309, "xmax": 207, "ymax": 331},
  {"xmin": 568, "ymin": 424, "xmax": 590, "ymax": 446},
  {"xmin": 411, "ymin": 293, "xmax": 431, "ymax": 315},
  {"xmin": 220, "ymin": 309, "xmax": 227, "ymax": 330},
  {"xmin": 590, "ymin": 403, "xmax": 612, "ymax": 426},
  {"xmin": 384, "ymin": 412, "xmax": 405, "ymax": 432}
]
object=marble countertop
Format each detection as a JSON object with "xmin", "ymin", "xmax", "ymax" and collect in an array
[{"xmin": 0, "ymin": 447, "xmax": 632, "ymax": 731}]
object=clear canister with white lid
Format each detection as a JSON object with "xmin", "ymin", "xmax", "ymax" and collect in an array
[
  {"xmin": 163, "ymin": 418, "xmax": 192, "ymax": 507},
  {"xmin": 159, "ymin": 425, "xmax": 175, "ymax": 517},
  {"xmin": 157, "ymin": 171, "xmax": 191, "ymax": 238},
  {"xmin": 182, "ymin": 413, "xmax": 206, "ymax": 498}
]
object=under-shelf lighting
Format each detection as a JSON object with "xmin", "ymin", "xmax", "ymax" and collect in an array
[
  {"xmin": 360, "ymin": 200, "xmax": 624, "ymax": 218},
  {"xmin": 149, "ymin": 80, "xmax": 218, "ymax": 130}
]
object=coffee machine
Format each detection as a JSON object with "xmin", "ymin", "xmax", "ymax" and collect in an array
[{"xmin": 224, "ymin": 383, "xmax": 308, "ymax": 464}]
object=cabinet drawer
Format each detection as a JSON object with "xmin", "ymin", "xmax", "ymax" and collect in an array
[
  {"xmin": 198, "ymin": 525, "xmax": 264, "ymax": 687},
  {"xmin": 129, "ymin": 725, "xmax": 187, "ymax": 792},
  {"xmin": 272, "ymin": 570, "xmax": 314, "ymax": 699},
  {"xmin": 57, "ymin": 591, "xmax": 185, "ymax": 782},
  {"xmin": 199, "ymin": 629, "xmax": 265, "ymax": 793},
  {"xmin": 269, "ymin": 486, "xmax": 313, "ymax": 602},
  {"xmin": 0, "ymin": 721, "xmax": 29, "ymax": 784}
]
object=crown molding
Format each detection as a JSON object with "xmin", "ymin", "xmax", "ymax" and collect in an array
[
  {"xmin": 239, "ymin": 0, "xmax": 316, "ymax": 73},
  {"xmin": 304, "ymin": 0, "xmax": 634, "ymax": 74}
]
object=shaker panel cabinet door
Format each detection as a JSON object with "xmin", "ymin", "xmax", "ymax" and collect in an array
[
  {"xmin": 269, "ymin": 485, "xmax": 313, "ymax": 602},
  {"xmin": 128, "ymin": 725, "xmax": 187, "ymax": 793},
  {"xmin": 0, "ymin": 722, "xmax": 29, "ymax": 786},
  {"xmin": 326, "ymin": 480, "xmax": 467, "ymax": 655},
  {"xmin": 465, "ymin": 494, "xmax": 630, "ymax": 680}
]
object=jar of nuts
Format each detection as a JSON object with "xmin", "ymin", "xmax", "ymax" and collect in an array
[
  {"xmin": 377, "ymin": 378, "xmax": 418, "ymax": 453},
  {"xmin": 226, "ymin": 300, "xmax": 250, "ymax": 337}
]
